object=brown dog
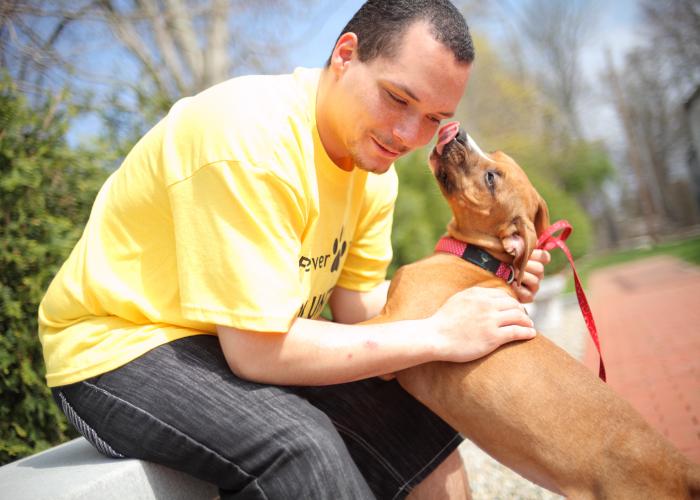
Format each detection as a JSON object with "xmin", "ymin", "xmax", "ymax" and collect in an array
[{"xmin": 366, "ymin": 128, "xmax": 700, "ymax": 498}]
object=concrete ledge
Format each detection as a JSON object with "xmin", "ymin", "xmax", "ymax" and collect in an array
[
  {"xmin": 0, "ymin": 438, "xmax": 218, "ymax": 500},
  {"xmin": 525, "ymin": 274, "xmax": 566, "ymax": 333}
]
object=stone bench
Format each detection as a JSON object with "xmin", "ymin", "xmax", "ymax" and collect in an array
[
  {"xmin": 1, "ymin": 277, "xmax": 569, "ymax": 499},
  {"xmin": 0, "ymin": 437, "xmax": 218, "ymax": 499}
]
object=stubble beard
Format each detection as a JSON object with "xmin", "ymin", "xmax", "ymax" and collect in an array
[{"xmin": 348, "ymin": 134, "xmax": 396, "ymax": 175}]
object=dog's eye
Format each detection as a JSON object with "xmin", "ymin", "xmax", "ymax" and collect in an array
[{"xmin": 485, "ymin": 170, "xmax": 498, "ymax": 190}]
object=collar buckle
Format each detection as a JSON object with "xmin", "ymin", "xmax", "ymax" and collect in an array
[{"xmin": 506, "ymin": 264, "xmax": 516, "ymax": 284}]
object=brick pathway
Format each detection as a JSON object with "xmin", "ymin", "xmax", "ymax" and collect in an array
[{"xmin": 582, "ymin": 255, "xmax": 700, "ymax": 464}]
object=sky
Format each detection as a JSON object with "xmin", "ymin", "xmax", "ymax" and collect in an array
[
  {"xmin": 287, "ymin": 0, "xmax": 644, "ymax": 75},
  {"xmin": 65, "ymin": 0, "xmax": 645, "ymax": 150},
  {"xmin": 278, "ymin": 0, "xmax": 645, "ymax": 171},
  {"xmin": 288, "ymin": 0, "xmax": 366, "ymax": 68},
  {"xmin": 281, "ymin": 0, "xmax": 644, "ymax": 150}
]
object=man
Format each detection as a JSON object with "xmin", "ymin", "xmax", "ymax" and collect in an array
[{"xmin": 39, "ymin": 1, "xmax": 549, "ymax": 498}]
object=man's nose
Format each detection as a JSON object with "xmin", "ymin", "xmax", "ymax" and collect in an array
[{"xmin": 392, "ymin": 115, "xmax": 424, "ymax": 149}]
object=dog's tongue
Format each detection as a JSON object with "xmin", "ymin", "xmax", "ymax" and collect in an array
[{"xmin": 436, "ymin": 121, "xmax": 460, "ymax": 155}]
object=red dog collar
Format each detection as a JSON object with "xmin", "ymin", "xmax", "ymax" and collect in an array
[{"xmin": 435, "ymin": 236, "xmax": 516, "ymax": 284}]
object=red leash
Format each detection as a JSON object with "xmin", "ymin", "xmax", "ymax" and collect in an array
[{"xmin": 536, "ymin": 220, "xmax": 607, "ymax": 382}]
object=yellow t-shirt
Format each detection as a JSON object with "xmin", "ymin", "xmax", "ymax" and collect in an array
[{"xmin": 38, "ymin": 67, "xmax": 398, "ymax": 387}]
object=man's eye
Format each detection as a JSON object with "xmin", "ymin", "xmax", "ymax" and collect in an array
[{"xmin": 386, "ymin": 90, "xmax": 407, "ymax": 105}]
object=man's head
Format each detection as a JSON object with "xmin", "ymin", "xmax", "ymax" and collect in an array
[
  {"xmin": 325, "ymin": 0, "xmax": 474, "ymax": 67},
  {"xmin": 316, "ymin": 0, "xmax": 474, "ymax": 174}
]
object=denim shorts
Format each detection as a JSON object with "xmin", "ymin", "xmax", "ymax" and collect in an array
[{"xmin": 52, "ymin": 335, "xmax": 461, "ymax": 499}]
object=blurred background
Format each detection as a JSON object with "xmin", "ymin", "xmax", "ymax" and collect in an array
[{"xmin": 1, "ymin": 0, "xmax": 699, "ymax": 473}]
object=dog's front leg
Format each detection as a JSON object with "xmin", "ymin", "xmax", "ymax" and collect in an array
[{"xmin": 397, "ymin": 335, "xmax": 700, "ymax": 499}]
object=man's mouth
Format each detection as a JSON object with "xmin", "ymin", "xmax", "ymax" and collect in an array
[{"xmin": 371, "ymin": 136, "xmax": 402, "ymax": 159}]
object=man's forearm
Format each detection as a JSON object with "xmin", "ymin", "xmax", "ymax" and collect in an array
[
  {"xmin": 218, "ymin": 286, "xmax": 535, "ymax": 386},
  {"xmin": 217, "ymin": 317, "xmax": 435, "ymax": 386}
]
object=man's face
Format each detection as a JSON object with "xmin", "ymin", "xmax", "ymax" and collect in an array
[{"xmin": 330, "ymin": 22, "xmax": 471, "ymax": 174}]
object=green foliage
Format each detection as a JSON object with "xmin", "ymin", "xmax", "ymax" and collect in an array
[
  {"xmin": 548, "ymin": 140, "xmax": 615, "ymax": 197},
  {"xmin": 0, "ymin": 75, "xmax": 109, "ymax": 464},
  {"xmin": 455, "ymin": 34, "xmax": 612, "ymax": 270},
  {"xmin": 525, "ymin": 170, "xmax": 593, "ymax": 274},
  {"xmin": 389, "ymin": 149, "xmax": 452, "ymax": 275}
]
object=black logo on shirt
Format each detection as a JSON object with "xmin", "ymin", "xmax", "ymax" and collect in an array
[
  {"xmin": 298, "ymin": 255, "xmax": 330, "ymax": 273},
  {"xmin": 298, "ymin": 288, "xmax": 333, "ymax": 319},
  {"xmin": 331, "ymin": 228, "xmax": 347, "ymax": 272},
  {"xmin": 298, "ymin": 227, "xmax": 348, "ymax": 274}
]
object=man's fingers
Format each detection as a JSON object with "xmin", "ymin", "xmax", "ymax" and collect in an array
[
  {"xmin": 513, "ymin": 285, "xmax": 535, "ymax": 304},
  {"xmin": 497, "ymin": 308, "xmax": 534, "ymax": 328},
  {"xmin": 530, "ymin": 249, "xmax": 551, "ymax": 265},
  {"xmin": 470, "ymin": 286, "xmax": 512, "ymax": 297},
  {"xmin": 523, "ymin": 260, "xmax": 545, "ymax": 279},
  {"xmin": 492, "ymin": 294, "xmax": 528, "ymax": 312},
  {"xmin": 457, "ymin": 286, "xmax": 525, "ymax": 311},
  {"xmin": 501, "ymin": 324, "xmax": 537, "ymax": 341}
]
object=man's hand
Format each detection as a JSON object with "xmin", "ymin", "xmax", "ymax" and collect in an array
[
  {"xmin": 511, "ymin": 249, "xmax": 551, "ymax": 303},
  {"xmin": 429, "ymin": 287, "xmax": 536, "ymax": 363}
]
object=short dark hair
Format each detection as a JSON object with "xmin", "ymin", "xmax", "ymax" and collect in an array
[{"xmin": 326, "ymin": 0, "xmax": 474, "ymax": 66}]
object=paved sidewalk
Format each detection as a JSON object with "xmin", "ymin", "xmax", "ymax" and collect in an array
[{"xmin": 582, "ymin": 255, "xmax": 700, "ymax": 464}]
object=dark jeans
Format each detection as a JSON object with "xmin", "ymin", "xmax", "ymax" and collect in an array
[{"xmin": 52, "ymin": 335, "xmax": 461, "ymax": 499}]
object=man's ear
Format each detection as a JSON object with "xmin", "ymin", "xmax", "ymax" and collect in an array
[{"xmin": 329, "ymin": 32, "xmax": 358, "ymax": 75}]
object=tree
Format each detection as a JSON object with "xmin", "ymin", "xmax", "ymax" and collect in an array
[
  {"xmin": 603, "ymin": 0, "xmax": 700, "ymax": 234},
  {"xmin": 485, "ymin": 0, "xmax": 597, "ymax": 142},
  {"xmin": 90, "ymin": 0, "xmax": 320, "ymax": 112},
  {"xmin": 0, "ymin": 74, "xmax": 108, "ymax": 464},
  {"xmin": 1, "ymin": 0, "xmax": 321, "ymax": 144},
  {"xmin": 455, "ymin": 35, "xmax": 599, "ymax": 265},
  {"xmin": 641, "ymin": 0, "xmax": 700, "ymax": 98},
  {"xmin": 643, "ymin": 0, "xmax": 700, "ymax": 224}
]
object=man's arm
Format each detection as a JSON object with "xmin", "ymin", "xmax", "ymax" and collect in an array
[
  {"xmin": 328, "ymin": 249, "xmax": 552, "ymax": 325},
  {"xmin": 217, "ymin": 287, "xmax": 535, "ymax": 386},
  {"xmin": 328, "ymin": 282, "xmax": 391, "ymax": 324}
]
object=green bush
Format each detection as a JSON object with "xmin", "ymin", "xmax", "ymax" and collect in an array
[
  {"xmin": 390, "ymin": 149, "xmax": 452, "ymax": 275},
  {"xmin": 0, "ymin": 76, "xmax": 108, "ymax": 464},
  {"xmin": 526, "ymin": 171, "xmax": 593, "ymax": 274}
]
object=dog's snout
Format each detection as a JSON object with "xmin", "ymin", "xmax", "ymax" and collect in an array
[{"xmin": 455, "ymin": 128, "xmax": 467, "ymax": 146}]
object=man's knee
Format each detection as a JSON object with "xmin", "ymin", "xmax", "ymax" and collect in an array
[
  {"xmin": 253, "ymin": 407, "xmax": 374, "ymax": 499},
  {"xmin": 408, "ymin": 449, "xmax": 471, "ymax": 500}
]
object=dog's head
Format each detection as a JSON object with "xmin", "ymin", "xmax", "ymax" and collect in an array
[{"xmin": 429, "ymin": 123, "xmax": 549, "ymax": 284}]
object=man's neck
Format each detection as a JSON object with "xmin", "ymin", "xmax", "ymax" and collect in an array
[{"xmin": 316, "ymin": 69, "xmax": 354, "ymax": 171}]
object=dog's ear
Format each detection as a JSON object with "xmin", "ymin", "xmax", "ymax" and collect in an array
[
  {"xmin": 513, "ymin": 217, "xmax": 535, "ymax": 286},
  {"xmin": 512, "ymin": 196, "xmax": 549, "ymax": 286},
  {"xmin": 534, "ymin": 195, "xmax": 550, "ymax": 238}
]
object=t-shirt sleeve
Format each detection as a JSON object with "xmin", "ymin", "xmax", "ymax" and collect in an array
[
  {"xmin": 168, "ymin": 160, "xmax": 306, "ymax": 332},
  {"xmin": 336, "ymin": 167, "xmax": 398, "ymax": 292}
]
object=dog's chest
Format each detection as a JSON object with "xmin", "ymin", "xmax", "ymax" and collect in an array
[{"xmin": 381, "ymin": 255, "xmax": 512, "ymax": 321}]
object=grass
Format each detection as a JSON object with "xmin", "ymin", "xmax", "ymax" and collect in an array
[{"xmin": 561, "ymin": 235, "xmax": 700, "ymax": 292}]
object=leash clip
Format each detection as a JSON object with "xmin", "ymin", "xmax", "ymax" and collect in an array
[{"xmin": 506, "ymin": 264, "xmax": 516, "ymax": 284}]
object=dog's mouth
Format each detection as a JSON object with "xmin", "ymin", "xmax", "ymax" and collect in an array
[{"xmin": 430, "ymin": 124, "xmax": 470, "ymax": 194}]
